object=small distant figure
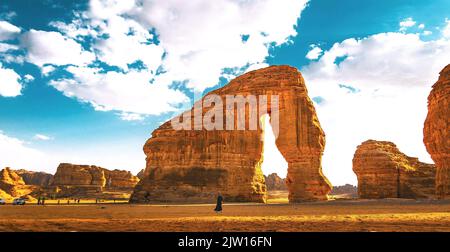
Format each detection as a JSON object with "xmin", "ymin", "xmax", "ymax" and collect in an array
[
  {"xmin": 214, "ymin": 192, "xmax": 223, "ymax": 213},
  {"xmin": 57, "ymin": 200, "xmax": 60, "ymax": 205},
  {"xmin": 41, "ymin": 197, "xmax": 45, "ymax": 205},
  {"xmin": 37, "ymin": 197, "xmax": 41, "ymax": 205},
  {"xmin": 144, "ymin": 192, "xmax": 150, "ymax": 203},
  {"xmin": 67, "ymin": 200, "xmax": 70, "ymax": 205},
  {"xmin": 77, "ymin": 199, "xmax": 80, "ymax": 204}
]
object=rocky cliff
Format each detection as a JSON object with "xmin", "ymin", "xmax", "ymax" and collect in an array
[
  {"xmin": 353, "ymin": 140, "xmax": 435, "ymax": 199},
  {"xmin": 264, "ymin": 173, "xmax": 287, "ymax": 191},
  {"xmin": 51, "ymin": 163, "xmax": 139, "ymax": 197},
  {"xmin": 15, "ymin": 169, "xmax": 53, "ymax": 187},
  {"xmin": 131, "ymin": 65, "xmax": 331, "ymax": 203},
  {"xmin": 0, "ymin": 167, "xmax": 37, "ymax": 200},
  {"xmin": 424, "ymin": 64, "xmax": 450, "ymax": 198},
  {"xmin": 136, "ymin": 169, "xmax": 145, "ymax": 180}
]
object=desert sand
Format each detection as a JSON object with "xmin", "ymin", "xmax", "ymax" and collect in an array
[{"xmin": 1, "ymin": 196, "xmax": 450, "ymax": 232}]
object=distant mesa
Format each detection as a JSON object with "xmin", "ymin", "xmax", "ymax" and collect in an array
[
  {"xmin": 353, "ymin": 140, "xmax": 435, "ymax": 199},
  {"xmin": 264, "ymin": 173, "xmax": 287, "ymax": 191},
  {"xmin": 15, "ymin": 169, "xmax": 53, "ymax": 187},
  {"xmin": 330, "ymin": 184, "xmax": 358, "ymax": 198},
  {"xmin": 424, "ymin": 64, "xmax": 450, "ymax": 199},
  {"xmin": 131, "ymin": 65, "xmax": 331, "ymax": 203},
  {"xmin": 50, "ymin": 163, "xmax": 140, "ymax": 198}
]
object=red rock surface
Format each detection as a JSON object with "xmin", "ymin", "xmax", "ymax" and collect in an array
[
  {"xmin": 131, "ymin": 65, "xmax": 331, "ymax": 203},
  {"xmin": 424, "ymin": 64, "xmax": 450, "ymax": 198},
  {"xmin": 353, "ymin": 140, "xmax": 435, "ymax": 199}
]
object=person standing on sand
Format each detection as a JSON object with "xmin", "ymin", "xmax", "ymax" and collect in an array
[{"xmin": 214, "ymin": 193, "xmax": 223, "ymax": 213}]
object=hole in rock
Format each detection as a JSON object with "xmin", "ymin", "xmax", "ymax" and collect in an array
[{"xmin": 260, "ymin": 114, "xmax": 288, "ymax": 201}]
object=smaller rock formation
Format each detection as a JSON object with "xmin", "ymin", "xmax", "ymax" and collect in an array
[
  {"xmin": 15, "ymin": 169, "xmax": 53, "ymax": 187},
  {"xmin": 0, "ymin": 167, "xmax": 37, "ymax": 200},
  {"xmin": 330, "ymin": 184, "xmax": 358, "ymax": 198},
  {"xmin": 424, "ymin": 64, "xmax": 450, "ymax": 198},
  {"xmin": 264, "ymin": 173, "xmax": 287, "ymax": 191},
  {"xmin": 50, "ymin": 163, "xmax": 139, "ymax": 198},
  {"xmin": 353, "ymin": 140, "xmax": 436, "ymax": 199}
]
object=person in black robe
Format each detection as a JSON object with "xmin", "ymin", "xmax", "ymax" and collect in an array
[{"xmin": 214, "ymin": 193, "xmax": 223, "ymax": 213}]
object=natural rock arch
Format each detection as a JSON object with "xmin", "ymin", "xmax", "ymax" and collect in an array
[{"xmin": 130, "ymin": 65, "xmax": 331, "ymax": 203}]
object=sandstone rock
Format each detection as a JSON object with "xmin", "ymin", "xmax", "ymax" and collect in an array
[
  {"xmin": 264, "ymin": 173, "xmax": 287, "ymax": 191},
  {"xmin": 15, "ymin": 169, "xmax": 53, "ymax": 187},
  {"xmin": 330, "ymin": 184, "xmax": 357, "ymax": 197},
  {"xmin": 136, "ymin": 169, "xmax": 145, "ymax": 180},
  {"xmin": 131, "ymin": 65, "xmax": 331, "ymax": 203},
  {"xmin": 0, "ymin": 167, "xmax": 37, "ymax": 199},
  {"xmin": 424, "ymin": 64, "xmax": 450, "ymax": 198},
  {"xmin": 353, "ymin": 140, "xmax": 435, "ymax": 199},
  {"xmin": 51, "ymin": 163, "xmax": 139, "ymax": 198}
]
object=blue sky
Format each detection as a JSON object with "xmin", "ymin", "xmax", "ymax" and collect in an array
[{"xmin": 0, "ymin": 0, "xmax": 449, "ymax": 185}]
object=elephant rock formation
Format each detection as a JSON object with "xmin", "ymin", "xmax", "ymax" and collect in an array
[{"xmin": 131, "ymin": 65, "xmax": 331, "ymax": 203}]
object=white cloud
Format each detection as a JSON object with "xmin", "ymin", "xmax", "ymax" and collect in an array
[
  {"xmin": 418, "ymin": 23, "xmax": 425, "ymax": 29},
  {"xmin": 26, "ymin": 0, "xmax": 308, "ymax": 118},
  {"xmin": 0, "ymin": 131, "xmax": 52, "ymax": 171},
  {"xmin": 20, "ymin": 29, "xmax": 95, "ymax": 67},
  {"xmin": 399, "ymin": 17, "xmax": 416, "ymax": 31},
  {"xmin": 50, "ymin": 66, "xmax": 189, "ymax": 115},
  {"xmin": 305, "ymin": 44, "xmax": 323, "ymax": 60},
  {"xmin": 23, "ymin": 74, "xmax": 34, "ymax": 82},
  {"xmin": 302, "ymin": 31, "xmax": 450, "ymax": 185},
  {"xmin": 41, "ymin": 65, "xmax": 56, "ymax": 76},
  {"xmin": 443, "ymin": 19, "xmax": 450, "ymax": 38},
  {"xmin": 129, "ymin": 0, "xmax": 308, "ymax": 91},
  {"xmin": 0, "ymin": 20, "xmax": 20, "ymax": 41},
  {"xmin": 119, "ymin": 112, "xmax": 145, "ymax": 121},
  {"xmin": 0, "ymin": 42, "xmax": 18, "ymax": 52},
  {"xmin": 422, "ymin": 30, "xmax": 432, "ymax": 36},
  {"xmin": 0, "ymin": 63, "xmax": 22, "ymax": 97},
  {"xmin": 33, "ymin": 134, "xmax": 52, "ymax": 141}
]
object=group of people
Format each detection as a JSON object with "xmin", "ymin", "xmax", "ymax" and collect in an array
[{"xmin": 37, "ymin": 196, "xmax": 46, "ymax": 205}]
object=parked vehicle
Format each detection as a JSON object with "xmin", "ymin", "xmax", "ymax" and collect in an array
[
  {"xmin": 0, "ymin": 198, "xmax": 5, "ymax": 205},
  {"xmin": 12, "ymin": 198, "xmax": 26, "ymax": 205}
]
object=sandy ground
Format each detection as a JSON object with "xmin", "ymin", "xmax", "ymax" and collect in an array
[{"xmin": 1, "ymin": 198, "xmax": 450, "ymax": 232}]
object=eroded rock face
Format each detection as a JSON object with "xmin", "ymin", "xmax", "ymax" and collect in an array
[
  {"xmin": 51, "ymin": 163, "xmax": 139, "ymax": 197},
  {"xmin": 136, "ymin": 169, "xmax": 145, "ymax": 180},
  {"xmin": 353, "ymin": 140, "xmax": 435, "ymax": 199},
  {"xmin": 131, "ymin": 65, "xmax": 331, "ymax": 203},
  {"xmin": 424, "ymin": 64, "xmax": 450, "ymax": 198},
  {"xmin": 265, "ymin": 173, "xmax": 287, "ymax": 191},
  {"xmin": 15, "ymin": 169, "xmax": 53, "ymax": 187},
  {"xmin": 0, "ymin": 167, "xmax": 37, "ymax": 199}
]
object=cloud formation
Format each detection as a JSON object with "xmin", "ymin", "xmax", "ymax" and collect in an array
[
  {"xmin": 0, "ymin": 63, "xmax": 22, "ymax": 97},
  {"xmin": 13, "ymin": 0, "xmax": 309, "ymax": 119}
]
